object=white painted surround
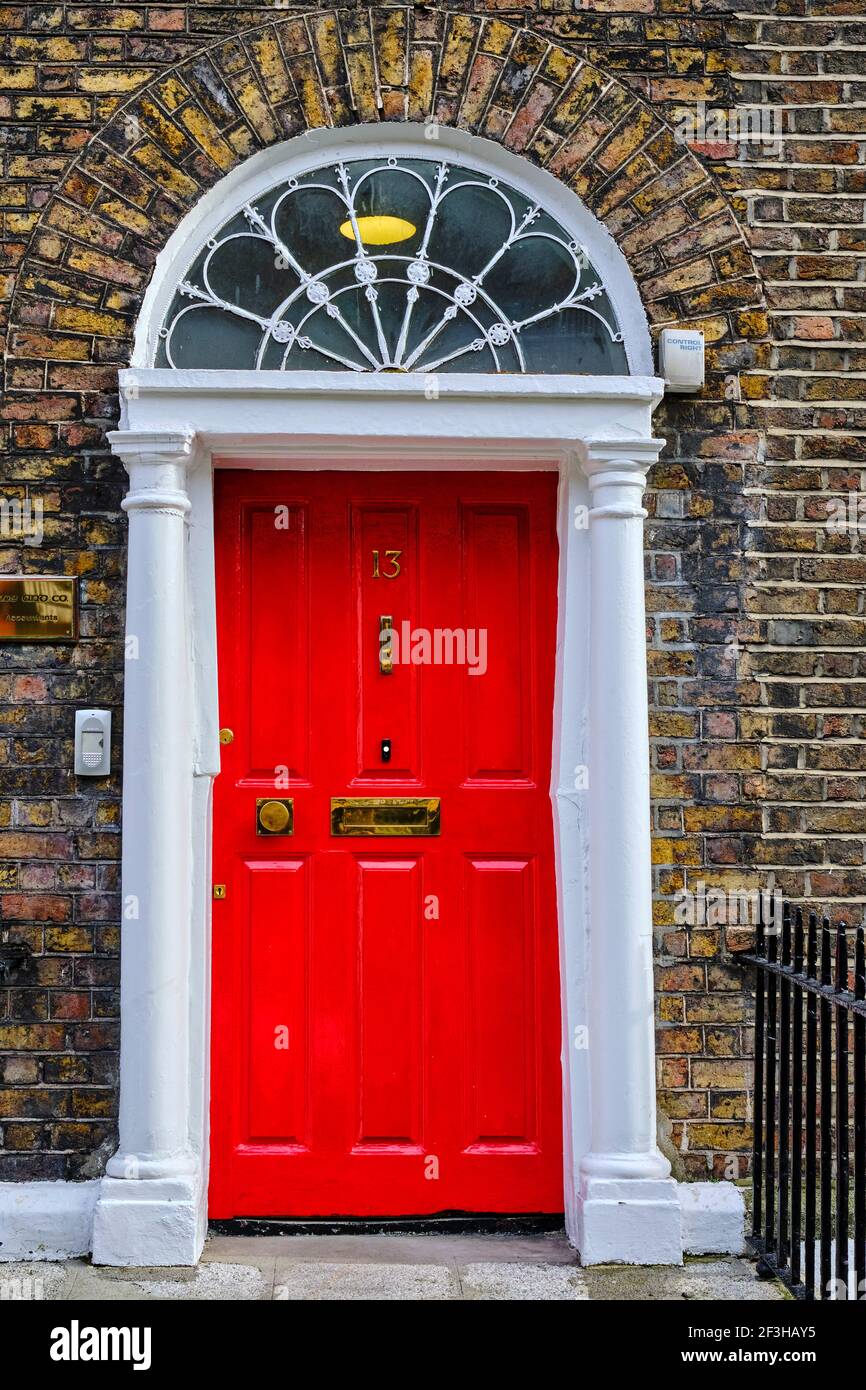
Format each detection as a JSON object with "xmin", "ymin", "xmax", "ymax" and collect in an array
[{"xmin": 0, "ymin": 128, "xmax": 744, "ymax": 1267}]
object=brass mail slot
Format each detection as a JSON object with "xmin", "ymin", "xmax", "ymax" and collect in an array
[{"xmin": 330, "ymin": 797, "xmax": 441, "ymax": 837}]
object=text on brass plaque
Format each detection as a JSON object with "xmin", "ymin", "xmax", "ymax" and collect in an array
[
  {"xmin": 331, "ymin": 797, "xmax": 440, "ymax": 837},
  {"xmin": 0, "ymin": 576, "xmax": 77, "ymax": 642}
]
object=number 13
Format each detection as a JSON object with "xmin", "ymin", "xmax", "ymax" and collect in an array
[{"xmin": 372, "ymin": 549, "xmax": 402, "ymax": 579}]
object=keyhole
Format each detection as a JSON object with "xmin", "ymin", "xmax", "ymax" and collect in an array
[{"xmin": 381, "ymin": 738, "xmax": 391, "ymax": 763}]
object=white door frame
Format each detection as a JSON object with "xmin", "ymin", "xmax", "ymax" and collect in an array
[{"xmin": 89, "ymin": 366, "xmax": 689, "ymax": 1267}]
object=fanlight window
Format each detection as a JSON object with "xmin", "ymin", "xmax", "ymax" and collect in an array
[{"xmin": 157, "ymin": 156, "xmax": 628, "ymax": 375}]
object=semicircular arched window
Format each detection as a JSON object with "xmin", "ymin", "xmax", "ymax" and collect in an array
[{"xmin": 156, "ymin": 156, "xmax": 628, "ymax": 375}]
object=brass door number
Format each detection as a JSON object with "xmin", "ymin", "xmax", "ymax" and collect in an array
[
  {"xmin": 256, "ymin": 798, "xmax": 294, "ymax": 836},
  {"xmin": 372, "ymin": 549, "xmax": 402, "ymax": 579}
]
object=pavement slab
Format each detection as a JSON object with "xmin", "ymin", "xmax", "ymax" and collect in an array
[
  {"xmin": 460, "ymin": 1261, "xmax": 588, "ymax": 1300},
  {"xmin": 582, "ymin": 1258, "xmax": 787, "ymax": 1302},
  {"xmin": 274, "ymin": 1260, "xmax": 458, "ymax": 1300}
]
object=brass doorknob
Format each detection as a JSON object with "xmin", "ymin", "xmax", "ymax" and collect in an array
[{"xmin": 256, "ymin": 798, "xmax": 293, "ymax": 835}]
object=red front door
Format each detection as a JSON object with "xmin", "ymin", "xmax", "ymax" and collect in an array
[{"xmin": 210, "ymin": 469, "xmax": 562, "ymax": 1217}]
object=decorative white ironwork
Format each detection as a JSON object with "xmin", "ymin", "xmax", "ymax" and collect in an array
[{"xmin": 157, "ymin": 156, "xmax": 627, "ymax": 374}]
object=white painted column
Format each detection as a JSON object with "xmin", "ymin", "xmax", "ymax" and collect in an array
[
  {"xmin": 92, "ymin": 429, "xmax": 204, "ymax": 1267},
  {"xmin": 577, "ymin": 439, "xmax": 683, "ymax": 1265}
]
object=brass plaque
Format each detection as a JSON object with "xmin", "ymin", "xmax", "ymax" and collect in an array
[
  {"xmin": 0, "ymin": 576, "xmax": 77, "ymax": 642},
  {"xmin": 331, "ymin": 796, "xmax": 440, "ymax": 837},
  {"xmin": 256, "ymin": 797, "xmax": 294, "ymax": 836}
]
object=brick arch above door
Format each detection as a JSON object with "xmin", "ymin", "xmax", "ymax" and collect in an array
[{"xmin": 5, "ymin": 5, "xmax": 766, "ymax": 388}]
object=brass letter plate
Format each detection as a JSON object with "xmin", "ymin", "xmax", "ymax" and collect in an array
[
  {"xmin": 0, "ymin": 576, "xmax": 77, "ymax": 642},
  {"xmin": 331, "ymin": 797, "xmax": 441, "ymax": 837},
  {"xmin": 256, "ymin": 798, "xmax": 294, "ymax": 835}
]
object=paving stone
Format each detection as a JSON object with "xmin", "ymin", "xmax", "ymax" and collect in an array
[
  {"xmin": 273, "ymin": 1260, "xmax": 459, "ymax": 1301},
  {"xmin": 0, "ymin": 1260, "xmax": 72, "ymax": 1300},
  {"xmin": 68, "ymin": 1261, "xmax": 272, "ymax": 1301},
  {"xmin": 460, "ymin": 1260, "xmax": 588, "ymax": 1300},
  {"xmin": 582, "ymin": 1258, "xmax": 788, "ymax": 1302}
]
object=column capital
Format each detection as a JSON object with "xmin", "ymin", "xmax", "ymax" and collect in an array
[
  {"xmin": 109, "ymin": 429, "xmax": 198, "ymax": 519},
  {"xmin": 107, "ymin": 428, "xmax": 197, "ymax": 468},
  {"xmin": 580, "ymin": 437, "xmax": 665, "ymax": 520}
]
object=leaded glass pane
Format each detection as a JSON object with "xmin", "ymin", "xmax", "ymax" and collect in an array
[{"xmin": 156, "ymin": 156, "xmax": 628, "ymax": 375}]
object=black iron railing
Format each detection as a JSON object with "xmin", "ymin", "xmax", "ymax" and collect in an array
[{"xmin": 744, "ymin": 902, "xmax": 866, "ymax": 1300}]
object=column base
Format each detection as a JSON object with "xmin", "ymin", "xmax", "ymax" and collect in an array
[
  {"xmin": 679, "ymin": 1180, "xmax": 745, "ymax": 1255},
  {"xmin": 577, "ymin": 1174, "xmax": 683, "ymax": 1266},
  {"xmin": 91, "ymin": 1168, "xmax": 205, "ymax": 1267}
]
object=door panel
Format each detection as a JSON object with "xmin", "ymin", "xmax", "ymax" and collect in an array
[
  {"xmin": 210, "ymin": 469, "xmax": 562, "ymax": 1217},
  {"xmin": 247, "ymin": 503, "xmax": 311, "ymax": 782},
  {"xmin": 354, "ymin": 856, "xmax": 423, "ymax": 1148},
  {"xmin": 244, "ymin": 857, "xmax": 310, "ymax": 1145},
  {"xmin": 461, "ymin": 504, "xmax": 532, "ymax": 781},
  {"xmin": 465, "ymin": 857, "xmax": 537, "ymax": 1148},
  {"xmin": 352, "ymin": 503, "xmax": 421, "ymax": 781}
]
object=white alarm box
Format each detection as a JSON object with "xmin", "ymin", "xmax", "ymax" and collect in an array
[
  {"xmin": 658, "ymin": 328, "xmax": 705, "ymax": 393},
  {"xmin": 74, "ymin": 709, "xmax": 111, "ymax": 776}
]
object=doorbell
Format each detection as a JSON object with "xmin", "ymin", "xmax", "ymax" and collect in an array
[{"xmin": 74, "ymin": 709, "xmax": 111, "ymax": 776}]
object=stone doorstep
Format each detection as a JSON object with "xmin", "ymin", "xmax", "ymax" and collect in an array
[{"xmin": 0, "ymin": 1178, "xmax": 745, "ymax": 1266}]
